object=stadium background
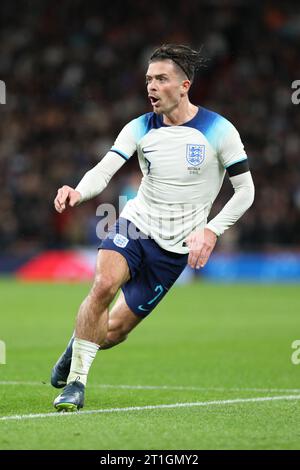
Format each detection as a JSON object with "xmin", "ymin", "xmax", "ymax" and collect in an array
[
  {"xmin": 1, "ymin": 0, "xmax": 300, "ymax": 452},
  {"xmin": 0, "ymin": 0, "xmax": 299, "ymax": 281}
]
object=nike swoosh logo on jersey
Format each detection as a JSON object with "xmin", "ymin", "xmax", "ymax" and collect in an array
[{"xmin": 142, "ymin": 149, "xmax": 157, "ymax": 154}]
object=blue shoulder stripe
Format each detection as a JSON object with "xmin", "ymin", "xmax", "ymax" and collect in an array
[{"xmin": 130, "ymin": 112, "xmax": 162, "ymax": 142}]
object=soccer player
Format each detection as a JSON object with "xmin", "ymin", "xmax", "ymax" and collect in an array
[{"xmin": 52, "ymin": 44, "xmax": 254, "ymax": 411}]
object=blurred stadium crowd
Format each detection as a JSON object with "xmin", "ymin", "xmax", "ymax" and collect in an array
[{"xmin": 0, "ymin": 0, "xmax": 299, "ymax": 257}]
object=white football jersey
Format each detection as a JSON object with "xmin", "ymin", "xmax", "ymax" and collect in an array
[{"xmin": 110, "ymin": 106, "xmax": 248, "ymax": 254}]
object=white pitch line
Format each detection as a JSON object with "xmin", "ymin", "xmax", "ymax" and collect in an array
[
  {"xmin": 0, "ymin": 381, "xmax": 46, "ymax": 386},
  {"xmin": 1, "ymin": 395, "xmax": 300, "ymax": 422},
  {"xmin": 0, "ymin": 381, "xmax": 300, "ymax": 394},
  {"xmin": 93, "ymin": 384, "xmax": 300, "ymax": 394}
]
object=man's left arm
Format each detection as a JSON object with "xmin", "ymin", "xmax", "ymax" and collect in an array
[
  {"xmin": 186, "ymin": 121, "xmax": 255, "ymax": 269},
  {"xmin": 206, "ymin": 169, "xmax": 255, "ymax": 237},
  {"xmin": 186, "ymin": 170, "xmax": 254, "ymax": 269}
]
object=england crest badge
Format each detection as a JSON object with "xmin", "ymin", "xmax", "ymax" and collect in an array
[{"xmin": 186, "ymin": 144, "xmax": 205, "ymax": 167}]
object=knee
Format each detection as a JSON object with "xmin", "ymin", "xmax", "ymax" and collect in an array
[{"xmin": 90, "ymin": 275, "xmax": 119, "ymax": 302}]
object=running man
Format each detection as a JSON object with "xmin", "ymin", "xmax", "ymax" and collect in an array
[{"xmin": 52, "ymin": 44, "xmax": 254, "ymax": 411}]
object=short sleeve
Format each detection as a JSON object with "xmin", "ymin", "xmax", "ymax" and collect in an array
[
  {"xmin": 218, "ymin": 122, "xmax": 248, "ymax": 170},
  {"xmin": 110, "ymin": 120, "xmax": 138, "ymax": 161}
]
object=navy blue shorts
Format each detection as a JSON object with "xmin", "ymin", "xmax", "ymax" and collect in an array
[{"xmin": 99, "ymin": 218, "xmax": 188, "ymax": 317}]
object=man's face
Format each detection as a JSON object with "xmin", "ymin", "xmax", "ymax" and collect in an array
[{"xmin": 146, "ymin": 60, "xmax": 187, "ymax": 114}]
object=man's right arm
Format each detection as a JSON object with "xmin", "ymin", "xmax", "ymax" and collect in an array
[
  {"xmin": 54, "ymin": 119, "xmax": 138, "ymax": 213},
  {"xmin": 54, "ymin": 151, "xmax": 127, "ymax": 213},
  {"xmin": 75, "ymin": 151, "xmax": 128, "ymax": 202}
]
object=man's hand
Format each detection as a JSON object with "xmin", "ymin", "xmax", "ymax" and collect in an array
[
  {"xmin": 185, "ymin": 228, "xmax": 217, "ymax": 269},
  {"xmin": 54, "ymin": 185, "xmax": 82, "ymax": 213}
]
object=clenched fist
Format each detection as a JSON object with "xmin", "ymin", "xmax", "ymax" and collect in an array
[{"xmin": 54, "ymin": 185, "xmax": 82, "ymax": 213}]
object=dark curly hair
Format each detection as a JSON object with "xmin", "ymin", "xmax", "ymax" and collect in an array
[{"xmin": 149, "ymin": 44, "xmax": 207, "ymax": 83}]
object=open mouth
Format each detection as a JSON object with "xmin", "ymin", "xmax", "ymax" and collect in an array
[{"xmin": 149, "ymin": 96, "xmax": 160, "ymax": 106}]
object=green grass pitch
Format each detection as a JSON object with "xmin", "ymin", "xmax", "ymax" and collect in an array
[{"xmin": 0, "ymin": 278, "xmax": 300, "ymax": 450}]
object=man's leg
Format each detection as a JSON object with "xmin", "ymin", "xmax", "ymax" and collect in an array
[
  {"xmin": 51, "ymin": 290, "xmax": 143, "ymax": 387},
  {"xmin": 100, "ymin": 290, "xmax": 143, "ymax": 349},
  {"xmin": 53, "ymin": 249, "xmax": 131, "ymax": 411},
  {"xmin": 74, "ymin": 250, "xmax": 130, "ymax": 344}
]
